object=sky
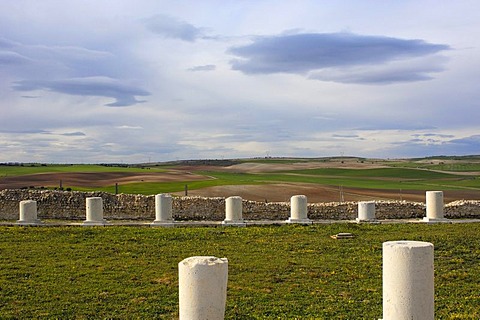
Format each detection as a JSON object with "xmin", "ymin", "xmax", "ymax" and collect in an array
[{"xmin": 1, "ymin": 1, "xmax": 479, "ymax": 163}]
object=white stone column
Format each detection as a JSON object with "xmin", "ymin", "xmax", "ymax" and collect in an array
[
  {"xmin": 151, "ymin": 194, "xmax": 174, "ymax": 226},
  {"xmin": 356, "ymin": 201, "xmax": 376, "ymax": 223},
  {"xmin": 17, "ymin": 200, "xmax": 42, "ymax": 225},
  {"xmin": 179, "ymin": 256, "xmax": 228, "ymax": 320},
  {"xmin": 286, "ymin": 195, "xmax": 312, "ymax": 224},
  {"xmin": 83, "ymin": 197, "xmax": 107, "ymax": 226},
  {"xmin": 423, "ymin": 191, "xmax": 448, "ymax": 222},
  {"xmin": 222, "ymin": 196, "xmax": 246, "ymax": 226},
  {"xmin": 382, "ymin": 241, "xmax": 434, "ymax": 320}
]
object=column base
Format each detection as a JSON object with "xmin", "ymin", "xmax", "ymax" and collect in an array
[
  {"xmin": 356, "ymin": 218, "xmax": 379, "ymax": 224},
  {"xmin": 422, "ymin": 217, "xmax": 451, "ymax": 223},
  {"xmin": 151, "ymin": 220, "xmax": 175, "ymax": 227},
  {"xmin": 83, "ymin": 220, "xmax": 108, "ymax": 226},
  {"xmin": 285, "ymin": 218, "xmax": 312, "ymax": 225},
  {"xmin": 16, "ymin": 219, "xmax": 43, "ymax": 226},
  {"xmin": 222, "ymin": 220, "xmax": 246, "ymax": 227}
]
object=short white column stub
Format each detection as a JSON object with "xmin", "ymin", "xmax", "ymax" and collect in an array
[
  {"xmin": 151, "ymin": 193, "xmax": 175, "ymax": 227},
  {"xmin": 83, "ymin": 197, "xmax": 108, "ymax": 226},
  {"xmin": 17, "ymin": 200, "xmax": 43, "ymax": 225},
  {"xmin": 423, "ymin": 191, "xmax": 449, "ymax": 223},
  {"xmin": 356, "ymin": 201, "xmax": 378, "ymax": 223},
  {"xmin": 222, "ymin": 196, "xmax": 246, "ymax": 226},
  {"xmin": 286, "ymin": 195, "xmax": 312, "ymax": 224},
  {"xmin": 381, "ymin": 240, "xmax": 434, "ymax": 320},
  {"xmin": 179, "ymin": 256, "xmax": 228, "ymax": 320}
]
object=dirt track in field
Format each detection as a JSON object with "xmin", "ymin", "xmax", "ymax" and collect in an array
[{"xmin": 2, "ymin": 160, "xmax": 479, "ymax": 202}]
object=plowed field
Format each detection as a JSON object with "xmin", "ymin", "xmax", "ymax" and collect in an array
[{"xmin": 2, "ymin": 160, "xmax": 479, "ymax": 202}]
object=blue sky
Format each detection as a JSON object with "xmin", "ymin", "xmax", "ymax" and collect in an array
[{"xmin": 1, "ymin": 1, "xmax": 479, "ymax": 163}]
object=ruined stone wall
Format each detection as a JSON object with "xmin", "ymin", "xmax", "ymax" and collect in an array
[{"xmin": 0, "ymin": 189, "xmax": 479, "ymax": 221}]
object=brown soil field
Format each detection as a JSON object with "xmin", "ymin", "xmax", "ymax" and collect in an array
[
  {"xmin": 175, "ymin": 160, "xmax": 389, "ymax": 173},
  {"xmin": 2, "ymin": 160, "xmax": 479, "ymax": 202},
  {"xmin": 0, "ymin": 171, "xmax": 208, "ymax": 189},
  {"xmin": 172, "ymin": 183, "xmax": 480, "ymax": 203}
]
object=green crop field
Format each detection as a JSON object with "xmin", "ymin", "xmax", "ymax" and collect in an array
[
  {"xmin": 0, "ymin": 223, "xmax": 478, "ymax": 319},
  {"xmin": 0, "ymin": 164, "xmax": 168, "ymax": 177},
  {"xmin": 1, "ymin": 156, "xmax": 479, "ymax": 196},
  {"xmin": 281, "ymin": 167, "xmax": 459, "ymax": 179},
  {"xmin": 73, "ymin": 170, "xmax": 480, "ymax": 195}
]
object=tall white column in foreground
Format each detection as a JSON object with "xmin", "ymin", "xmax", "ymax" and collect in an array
[
  {"xmin": 17, "ymin": 200, "xmax": 42, "ymax": 225},
  {"xmin": 222, "ymin": 196, "xmax": 246, "ymax": 226},
  {"xmin": 423, "ymin": 191, "xmax": 448, "ymax": 222},
  {"xmin": 286, "ymin": 195, "xmax": 312, "ymax": 224},
  {"xmin": 356, "ymin": 201, "xmax": 376, "ymax": 222},
  {"xmin": 83, "ymin": 197, "xmax": 107, "ymax": 226},
  {"xmin": 179, "ymin": 256, "xmax": 228, "ymax": 320},
  {"xmin": 151, "ymin": 193, "xmax": 174, "ymax": 226},
  {"xmin": 382, "ymin": 241, "xmax": 434, "ymax": 320}
]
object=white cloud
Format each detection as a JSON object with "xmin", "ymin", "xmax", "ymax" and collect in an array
[{"xmin": 116, "ymin": 125, "xmax": 144, "ymax": 130}]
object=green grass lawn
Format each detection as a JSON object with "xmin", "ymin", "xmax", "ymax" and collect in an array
[{"xmin": 0, "ymin": 224, "xmax": 478, "ymax": 319}]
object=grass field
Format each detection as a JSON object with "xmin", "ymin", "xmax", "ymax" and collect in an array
[
  {"xmin": 1, "ymin": 156, "xmax": 480, "ymax": 198},
  {"xmin": 52, "ymin": 166, "xmax": 480, "ymax": 195},
  {"xmin": 0, "ymin": 224, "xmax": 478, "ymax": 319},
  {"xmin": 0, "ymin": 164, "xmax": 168, "ymax": 177}
]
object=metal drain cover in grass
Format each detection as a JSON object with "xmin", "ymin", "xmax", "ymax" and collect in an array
[{"xmin": 330, "ymin": 233, "xmax": 354, "ymax": 239}]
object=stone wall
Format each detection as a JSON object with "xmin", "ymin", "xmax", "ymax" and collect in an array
[{"xmin": 0, "ymin": 189, "xmax": 479, "ymax": 221}]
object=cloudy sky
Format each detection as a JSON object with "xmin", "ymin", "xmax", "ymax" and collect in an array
[{"xmin": 1, "ymin": 1, "xmax": 479, "ymax": 163}]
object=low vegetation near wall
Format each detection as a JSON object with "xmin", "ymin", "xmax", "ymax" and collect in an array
[{"xmin": 0, "ymin": 189, "xmax": 479, "ymax": 221}]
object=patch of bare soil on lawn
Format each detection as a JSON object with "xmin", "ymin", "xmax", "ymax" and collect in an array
[{"xmin": 0, "ymin": 171, "xmax": 208, "ymax": 189}]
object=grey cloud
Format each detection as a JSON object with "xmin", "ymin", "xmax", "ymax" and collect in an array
[
  {"xmin": 355, "ymin": 123, "xmax": 437, "ymax": 130},
  {"xmin": 0, "ymin": 129, "xmax": 84, "ymax": 136},
  {"xmin": 61, "ymin": 132, "xmax": 86, "ymax": 136},
  {"xmin": 188, "ymin": 64, "xmax": 216, "ymax": 72},
  {"xmin": 412, "ymin": 138, "xmax": 443, "ymax": 144},
  {"xmin": 1, "ymin": 32, "xmax": 151, "ymax": 109},
  {"xmin": 449, "ymin": 135, "xmax": 480, "ymax": 148},
  {"xmin": 309, "ymin": 63, "xmax": 442, "ymax": 84},
  {"xmin": 388, "ymin": 142, "xmax": 448, "ymax": 158},
  {"xmin": 0, "ymin": 38, "xmax": 111, "ymax": 70},
  {"xmin": 37, "ymin": 45, "xmax": 112, "ymax": 61},
  {"xmin": 0, "ymin": 37, "xmax": 18, "ymax": 48},
  {"xmin": 405, "ymin": 133, "xmax": 457, "ymax": 146},
  {"xmin": 12, "ymin": 76, "xmax": 150, "ymax": 107},
  {"xmin": 332, "ymin": 134, "xmax": 359, "ymax": 138},
  {"xmin": 332, "ymin": 134, "xmax": 365, "ymax": 141},
  {"xmin": 229, "ymin": 32, "xmax": 449, "ymax": 84},
  {"xmin": 413, "ymin": 133, "xmax": 455, "ymax": 138},
  {"xmin": 0, "ymin": 129, "xmax": 51, "ymax": 134},
  {"xmin": 426, "ymin": 133, "xmax": 455, "ymax": 138},
  {"xmin": 0, "ymin": 51, "xmax": 32, "ymax": 65},
  {"xmin": 390, "ymin": 135, "xmax": 480, "ymax": 158},
  {"xmin": 144, "ymin": 14, "xmax": 204, "ymax": 42}
]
